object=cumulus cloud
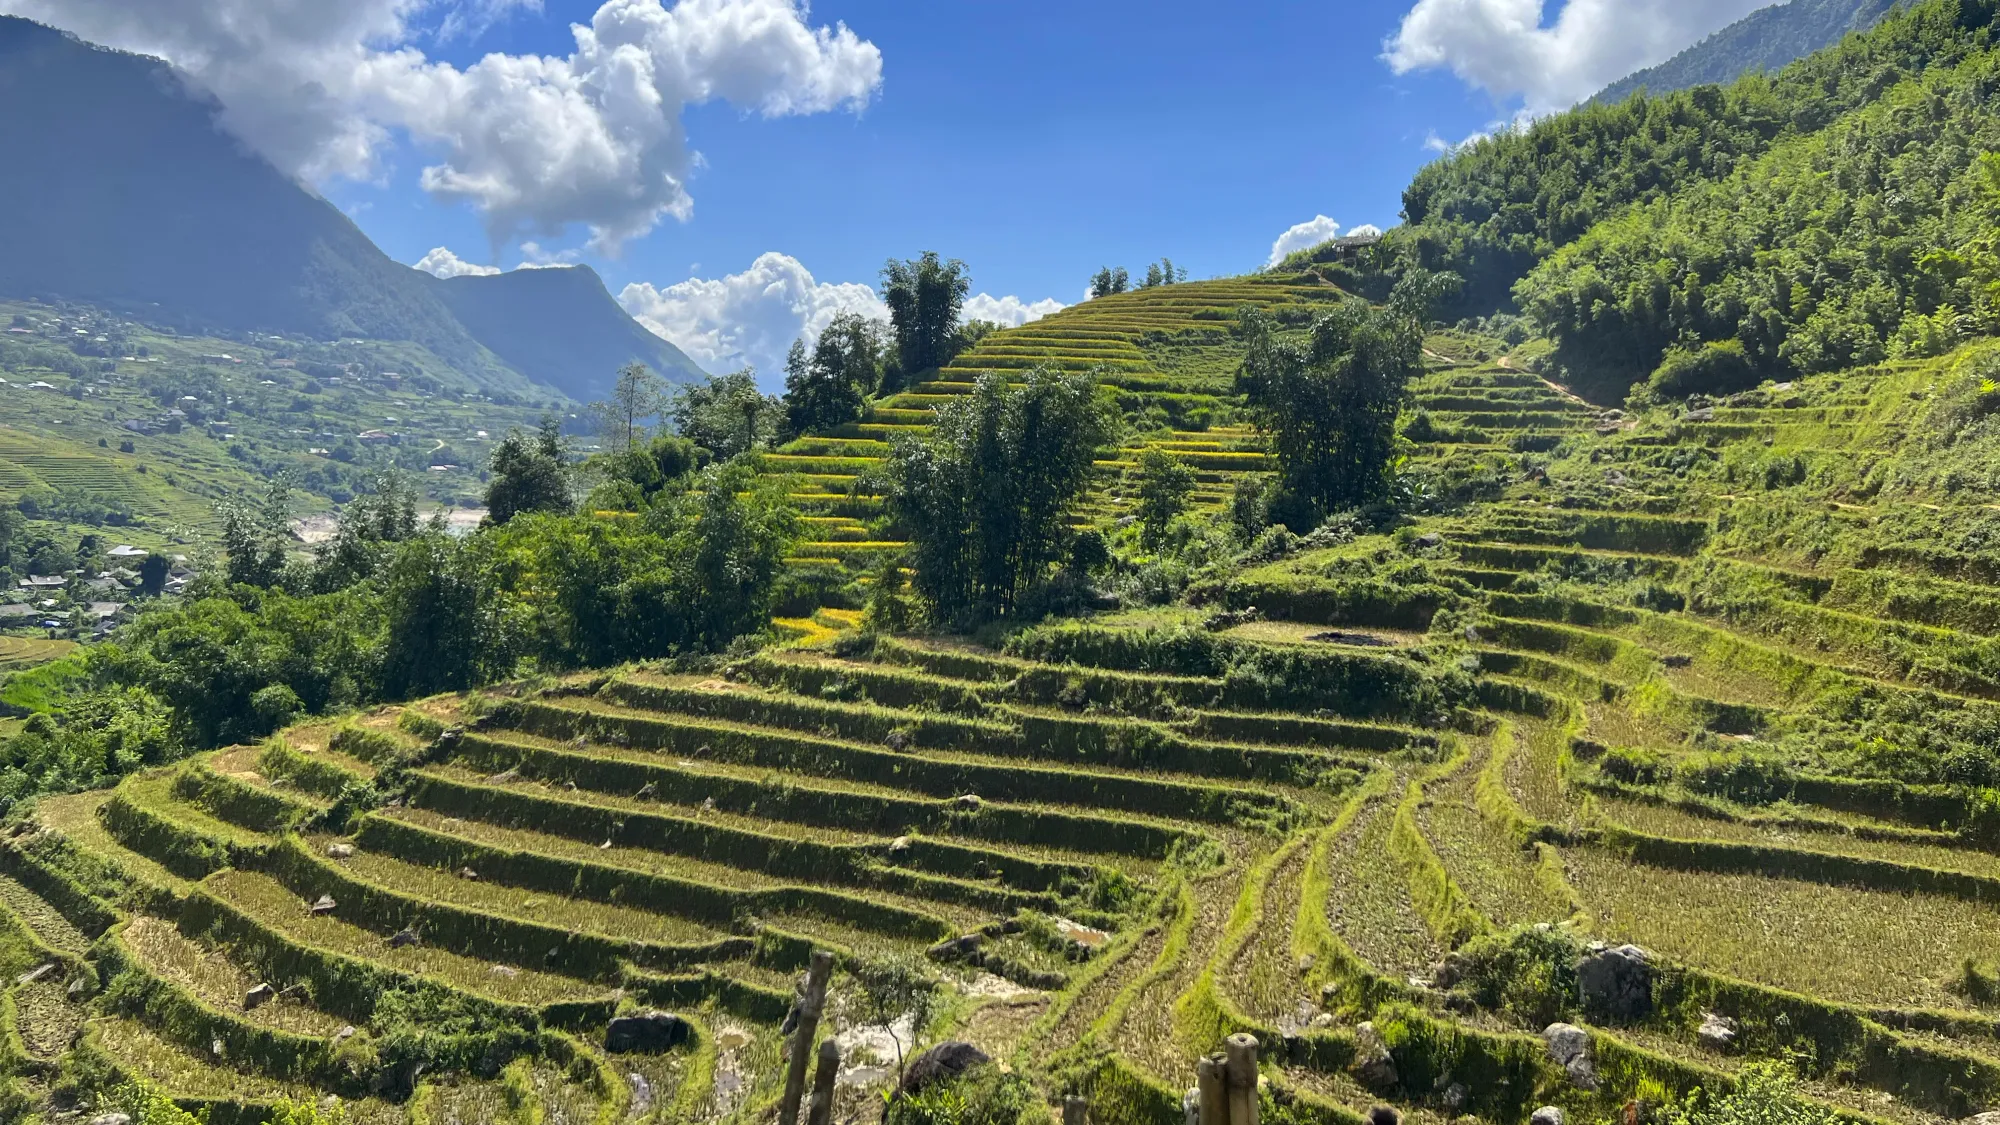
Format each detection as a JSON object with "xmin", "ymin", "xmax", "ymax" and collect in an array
[
  {"xmin": 412, "ymin": 246, "xmax": 501, "ymax": 278},
  {"xmin": 1384, "ymin": 0, "xmax": 1767, "ymax": 112},
  {"xmin": 1267, "ymin": 215, "xmax": 1343, "ymax": 267},
  {"xmin": 3, "ymin": 0, "xmax": 884, "ymax": 252},
  {"xmin": 1347, "ymin": 224, "xmax": 1383, "ymax": 239},
  {"xmin": 618, "ymin": 252, "xmax": 887, "ymax": 385},
  {"xmin": 963, "ymin": 293, "xmax": 1064, "ymax": 327}
]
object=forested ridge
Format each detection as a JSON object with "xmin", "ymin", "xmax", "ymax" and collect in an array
[{"xmin": 1353, "ymin": 0, "xmax": 2000, "ymax": 395}]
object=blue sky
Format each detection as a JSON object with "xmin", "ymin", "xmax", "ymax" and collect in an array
[
  {"xmin": 4, "ymin": 0, "xmax": 1777, "ymax": 379},
  {"xmin": 337, "ymin": 2, "xmax": 1507, "ymax": 308}
]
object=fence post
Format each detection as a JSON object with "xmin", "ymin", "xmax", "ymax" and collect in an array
[
  {"xmin": 1064, "ymin": 1095, "xmax": 1089, "ymax": 1125},
  {"xmin": 1225, "ymin": 1034, "xmax": 1259, "ymax": 1125},
  {"xmin": 1197, "ymin": 1055, "xmax": 1227, "ymax": 1125},
  {"xmin": 806, "ymin": 1036, "xmax": 840, "ymax": 1125},
  {"xmin": 778, "ymin": 950, "xmax": 836, "ymax": 1125}
]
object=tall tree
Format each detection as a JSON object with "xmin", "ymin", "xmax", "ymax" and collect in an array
[
  {"xmin": 1134, "ymin": 448, "xmax": 1196, "ymax": 546},
  {"xmin": 218, "ymin": 478, "xmax": 293, "ymax": 587},
  {"xmin": 378, "ymin": 532, "xmax": 506, "ymax": 698},
  {"xmin": 589, "ymin": 363, "xmax": 666, "ymax": 451},
  {"xmin": 881, "ymin": 253, "xmax": 970, "ymax": 376},
  {"xmin": 1090, "ymin": 267, "xmax": 1131, "ymax": 298},
  {"xmin": 1236, "ymin": 276, "xmax": 1452, "ymax": 527},
  {"xmin": 781, "ymin": 313, "xmax": 884, "ymax": 440},
  {"xmin": 484, "ymin": 416, "xmax": 572, "ymax": 525},
  {"xmin": 887, "ymin": 367, "xmax": 1115, "ymax": 623}
]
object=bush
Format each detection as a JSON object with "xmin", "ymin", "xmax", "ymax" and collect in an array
[
  {"xmin": 1648, "ymin": 340, "xmax": 1758, "ymax": 399},
  {"xmin": 896, "ymin": 1063, "xmax": 1045, "ymax": 1125},
  {"xmin": 251, "ymin": 683, "xmax": 304, "ymax": 730}
]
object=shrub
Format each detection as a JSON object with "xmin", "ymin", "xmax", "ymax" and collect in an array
[
  {"xmin": 1648, "ymin": 340, "xmax": 1758, "ymax": 399},
  {"xmin": 1658, "ymin": 1058, "xmax": 1836, "ymax": 1125},
  {"xmin": 897, "ymin": 1063, "xmax": 1045, "ymax": 1125}
]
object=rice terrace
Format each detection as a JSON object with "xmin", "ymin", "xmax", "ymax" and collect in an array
[{"xmin": 13, "ymin": 0, "xmax": 2000, "ymax": 1124}]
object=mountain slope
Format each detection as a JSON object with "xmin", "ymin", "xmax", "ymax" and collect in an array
[
  {"xmin": 1596, "ymin": 0, "xmax": 1899, "ymax": 103},
  {"xmin": 0, "ymin": 17, "xmax": 702, "ymax": 405},
  {"xmin": 434, "ymin": 266, "xmax": 707, "ymax": 402}
]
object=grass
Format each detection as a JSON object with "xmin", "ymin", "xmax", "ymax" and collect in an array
[
  {"xmin": 1563, "ymin": 846, "xmax": 2000, "ymax": 1011},
  {"xmin": 0, "ymin": 872, "xmax": 87, "ymax": 956},
  {"xmin": 117, "ymin": 916, "xmax": 349, "ymax": 1037},
  {"xmin": 201, "ymin": 870, "xmax": 607, "ymax": 1009}
]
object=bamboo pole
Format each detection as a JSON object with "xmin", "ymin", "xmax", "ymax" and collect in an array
[
  {"xmin": 806, "ymin": 1037, "xmax": 840, "ymax": 1125},
  {"xmin": 1225, "ymin": 1034, "xmax": 1259, "ymax": 1125},
  {"xmin": 1197, "ymin": 1055, "xmax": 1227, "ymax": 1125},
  {"xmin": 1064, "ymin": 1095, "xmax": 1088, "ymax": 1125},
  {"xmin": 778, "ymin": 950, "xmax": 836, "ymax": 1125}
]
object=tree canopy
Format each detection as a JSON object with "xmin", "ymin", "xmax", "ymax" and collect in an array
[{"xmin": 881, "ymin": 252, "xmax": 970, "ymax": 377}]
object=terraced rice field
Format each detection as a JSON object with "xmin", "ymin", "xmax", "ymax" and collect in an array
[
  {"xmin": 771, "ymin": 276, "xmax": 1343, "ymax": 565},
  {"xmin": 0, "ymin": 635, "xmax": 75, "ymax": 671},
  {"xmin": 13, "ymin": 342, "xmax": 2000, "ymax": 1124}
]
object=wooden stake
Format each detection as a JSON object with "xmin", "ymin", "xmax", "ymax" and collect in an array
[
  {"xmin": 779, "ymin": 950, "xmax": 836, "ymax": 1125},
  {"xmin": 1225, "ymin": 1034, "xmax": 1259, "ymax": 1125},
  {"xmin": 1064, "ymin": 1095, "xmax": 1088, "ymax": 1125},
  {"xmin": 1197, "ymin": 1055, "xmax": 1227, "ymax": 1125},
  {"xmin": 806, "ymin": 1036, "xmax": 840, "ymax": 1125}
]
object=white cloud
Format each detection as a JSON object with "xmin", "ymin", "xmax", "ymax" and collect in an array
[
  {"xmin": 1385, "ymin": 0, "xmax": 1767, "ymax": 112},
  {"xmin": 3, "ymin": 0, "xmax": 884, "ymax": 252},
  {"xmin": 963, "ymin": 293, "xmax": 1064, "ymax": 327},
  {"xmin": 618, "ymin": 252, "xmax": 887, "ymax": 385},
  {"xmin": 412, "ymin": 246, "xmax": 501, "ymax": 278},
  {"xmin": 1267, "ymin": 215, "xmax": 1343, "ymax": 267},
  {"xmin": 436, "ymin": 0, "xmax": 542, "ymax": 42},
  {"xmin": 1347, "ymin": 224, "xmax": 1383, "ymax": 239}
]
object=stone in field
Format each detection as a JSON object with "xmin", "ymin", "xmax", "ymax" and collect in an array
[
  {"xmin": 1577, "ymin": 944, "xmax": 1652, "ymax": 1021},
  {"xmin": 1531, "ymin": 1107, "xmax": 1565, "ymax": 1125},
  {"xmin": 1542, "ymin": 1023, "xmax": 1598, "ymax": 1090},
  {"xmin": 605, "ymin": 1010, "xmax": 692, "ymax": 1053},
  {"xmin": 244, "ymin": 983, "xmax": 276, "ymax": 1010},
  {"xmin": 1697, "ymin": 1011, "xmax": 1739, "ymax": 1052},
  {"xmin": 901, "ymin": 1041, "xmax": 990, "ymax": 1093},
  {"xmin": 1351, "ymin": 1021, "xmax": 1398, "ymax": 1089},
  {"xmin": 308, "ymin": 894, "xmax": 337, "ymax": 916}
]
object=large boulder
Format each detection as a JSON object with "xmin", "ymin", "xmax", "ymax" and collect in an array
[
  {"xmin": 1577, "ymin": 944, "xmax": 1652, "ymax": 1021},
  {"xmin": 900, "ymin": 1041, "xmax": 990, "ymax": 1093},
  {"xmin": 605, "ymin": 1011, "xmax": 692, "ymax": 1054}
]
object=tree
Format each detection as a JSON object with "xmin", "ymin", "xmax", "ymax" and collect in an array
[
  {"xmin": 1143, "ymin": 263, "xmax": 1163, "ymax": 289},
  {"xmin": 589, "ymin": 363, "xmax": 666, "ymax": 451},
  {"xmin": 850, "ymin": 955, "xmax": 942, "ymax": 1123},
  {"xmin": 137, "ymin": 552, "xmax": 170, "ymax": 597},
  {"xmin": 484, "ymin": 417, "xmax": 571, "ymax": 525},
  {"xmin": 1089, "ymin": 266, "xmax": 1130, "ymax": 298},
  {"xmin": 881, "ymin": 253, "xmax": 971, "ymax": 376},
  {"xmin": 1134, "ymin": 448, "xmax": 1196, "ymax": 547},
  {"xmin": 312, "ymin": 470, "xmax": 421, "ymax": 591},
  {"xmin": 378, "ymin": 533, "xmax": 505, "ymax": 699},
  {"xmin": 672, "ymin": 370, "xmax": 780, "ymax": 459},
  {"xmin": 887, "ymin": 367, "xmax": 1115, "ymax": 623},
  {"xmin": 218, "ymin": 478, "xmax": 293, "ymax": 587},
  {"xmin": 782, "ymin": 313, "xmax": 884, "ymax": 440},
  {"xmin": 1236, "ymin": 291, "xmax": 1430, "ymax": 529}
]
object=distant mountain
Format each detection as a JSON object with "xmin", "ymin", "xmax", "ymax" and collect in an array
[
  {"xmin": 1595, "ymin": 0, "xmax": 1899, "ymax": 103},
  {"xmin": 436, "ymin": 266, "xmax": 706, "ymax": 403},
  {"xmin": 0, "ymin": 17, "xmax": 704, "ymax": 403}
]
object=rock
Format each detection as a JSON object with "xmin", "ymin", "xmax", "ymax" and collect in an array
[
  {"xmin": 629, "ymin": 1073, "xmax": 654, "ymax": 1113},
  {"xmin": 325, "ymin": 843, "xmax": 355, "ymax": 859},
  {"xmin": 928, "ymin": 933, "xmax": 983, "ymax": 959},
  {"xmin": 900, "ymin": 1041, "xmax": 991, "ymax": 1094},
  {"xmin": 1696, "ymin": 1011, "xmax": 1739, "ymax": 1052},
  {"xmin": 1310, "ymin": 1013, "xmax": 1335, "ymax": 1029},
  {"xmin": 1577, "ymin": 944, "xmax": 1653, "ymax": 1021},
  {"xmin": 1365, "ymin": 1107, "xmax": 1401, "ymax": 1125},
  {"xmin": 308, "ymin": 894, "xmax": 337, "ymax": 917},
  {"xmin": 87, "ymin": 1115, "xmax": 133, "ymax": 1125},
  {"xmin": 1351, "ymin": 1021, "xmax": 1398, "ymax": 1089},
  {"xmin": 1531, "ymin": 1107, "xmax": 1565, "ymax": 1125},
  {"xmin": 1438, "ymin": 1082, "xmax": 1468, "ymax": 1112},
  {"xmin": 488, "ymin": 767, "xmax": 520, "ymax": 784},
  {"xmin": 458, "ymin": 867, "xmax": 479, "ymax": 881},
  {"xmin": 954, "ymin": 794, "xmax": 983, "ymax": 810},
  {"xmin": 1182, "ymin": 1087, "xmax": 1201, "ymax": 1125},
  {"xmin": 888, "ymin": 835, "xmax": 912, "ymax": 856},
  {"xmin": 635, "ymin": 782, "xmax": 657, "ymax": 800},
  {"xmin": 490, "ymin": 964, "xmax": 520, "ymax": 978},
  {"xmin": 1682, "ymin": 407, "xmax": 1715, "ymax": 423},
  {"xmin": 1463, "ymin": 624, "xmax": 1481, "ymax": 643},
  {"xmin": 701, "ymin": 797, "xmax": 717, "ymax": 813},
  {"xmin": 67, "ymin": 976, "xmax": 88, "ymax": 997},
  {"xmin": 1296, "ymin": 953, "xmax": 1315, "ymax": 975},
  {"xmin": 884, "ymin": 729, "xmax": 912, "ymax": 751},
  {"xmin": 15, "ymin": 962, "xmax": 55, "ymax": 986},
  {"xmin": 244, "ymin": 983, "xmax": 277, "ymax": 1010},
  {"xmin": 1543, "ymin": 1023, "xmax": 1598, "ymax": 1090},
  {"xmin": 605, "ymin": 1010, "xmax": 693, "ymax": 1054},
  {"xmin": 1431, "ymin": 952, "xmax": 1470, "ymax": 991},
  {"xmin": 334, "ymin": 1026, "xmax": 357, "ymax": 1045},
  {"xmin": 389, "ymin": 929, "xmax": 421, "ymax": 949},
  {"xmin": 1414, "ymin": 533, "xmax": 1442, "ymax": 549}
]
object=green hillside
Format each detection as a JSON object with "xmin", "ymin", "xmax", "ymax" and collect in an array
[
  {"xmin": 0, "ymin": 297, "xmax": 553, "ymax": 550},
  {"xmin": 16, "ymin": 0, "xmax": 2000, "ymax": 1122},
  {"xmin": 19, "ymin": 327, "xmax": 2000, "ymax": 1122}
]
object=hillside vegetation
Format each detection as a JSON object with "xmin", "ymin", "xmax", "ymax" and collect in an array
[
  {"xmin": 1595, "ymin": 0, "xmax": 1897, "ymax": 104},
  {"xmin": 18, "ymin": 1, "xmax": 2000, "ymax": 1123}
]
